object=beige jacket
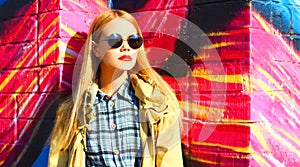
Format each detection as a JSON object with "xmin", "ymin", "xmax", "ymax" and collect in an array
[{"xmin": 48, "ymin": 74, "xmax": 183, "ymax": 167}]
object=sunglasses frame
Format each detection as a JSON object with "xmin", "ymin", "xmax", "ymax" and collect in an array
[{"xmin": 102, "ymin": 33, "xmax": 143, "ymax": 49}]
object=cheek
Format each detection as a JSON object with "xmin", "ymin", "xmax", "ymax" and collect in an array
[
  {"xmin": 131, "ymin": 50, "xmax": 138, "ymax": 59},
  {"xmin": 102, "ymin": 52, "xmax": 116, "ymax": 64},
  {"xmin": 97, "ymin": 43, "xmax": 111, "ymax": 59}
]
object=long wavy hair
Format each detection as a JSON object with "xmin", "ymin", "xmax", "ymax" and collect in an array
[{"xmin": 49, "ymin": 9, "xmax": 180, "ymax": 154}]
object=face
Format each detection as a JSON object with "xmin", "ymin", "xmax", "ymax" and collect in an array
[{"xmin": 92, "ymin": 18, "xmax": 141, "ymax": 72}]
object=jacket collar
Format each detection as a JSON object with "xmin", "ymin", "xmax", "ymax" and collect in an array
[{"xmin": 130, "ymin": 73, "xmax": 168, "ymax": 123}]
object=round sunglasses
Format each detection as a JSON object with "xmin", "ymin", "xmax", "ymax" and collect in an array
[{"xmin": 103, "ymin": 33, "xmax": 143, "ymax": 49}]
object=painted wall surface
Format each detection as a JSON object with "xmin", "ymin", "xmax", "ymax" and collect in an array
[
  {"xmin": 0, "ymin": 0, "xmax": 108, "ymax": 166},
  {"xmin": 0, "ymin": 0, "xmax": 299, "ymax": 166},
  {"xmin": 250, "ymin": 0, "xmax": 300, "ymax": 166}
]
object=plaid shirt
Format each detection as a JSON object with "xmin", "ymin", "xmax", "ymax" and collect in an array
[{"xmin": 86, "ymin": 77, "xmax": 142, "ymax": 167}]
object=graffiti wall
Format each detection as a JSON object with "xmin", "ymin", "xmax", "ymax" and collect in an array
[
  {"xmin": 250, "ymin": 0, "xmax": 300, "ymax": 166},
  {"xmin": 0, "ymin": 0, "xmax": 108, "ymax": 166},
  {"xmin": 0, "ymin": 0, "xmax": 299, "ymax": 166}
]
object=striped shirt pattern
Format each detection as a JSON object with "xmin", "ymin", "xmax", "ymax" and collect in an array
[{"xmin": 86, "ymin": 77, "xmax": 142, "ymax": 167}]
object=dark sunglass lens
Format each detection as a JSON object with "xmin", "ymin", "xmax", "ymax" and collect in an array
[
  {"xmin": 128, "ymin": 34, "xmax": 143, "ymax": 49},
  {"xmin": 107, "ymin": 33, "xmax": 123, "ymax": 48}
]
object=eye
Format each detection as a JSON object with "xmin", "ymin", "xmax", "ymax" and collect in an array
[
  {"xmin": 128, "ymin": 34, "xmax": 143, "ymax": 49},
  {"xmin": 107, "ymin": 33, "xmax": 123, "ymax": 48}
]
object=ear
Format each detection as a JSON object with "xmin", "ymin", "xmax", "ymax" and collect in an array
[{"xmin": 92, "ymin": 41, "xmax": 101, "ymax": 58}]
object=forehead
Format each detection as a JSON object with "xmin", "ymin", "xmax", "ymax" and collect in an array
[{"xmin": 101, "ymin": 18, "xmax": 137, "ymax": 37}]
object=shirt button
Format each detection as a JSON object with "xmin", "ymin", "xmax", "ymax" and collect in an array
[
  {"xmin": 114, "ymin": 150, "xmax": 120, "ymax": 155},
  {"xmin": 111, "ymin": 123, "xmax": 117, "ymax": 129},
  {"xmin": 110, "ymin": 102, "xmax": 114, "ymax": 107},
  {"xmin": 104, "ymin": 95, "xmax": 111, "ymax": 100}
]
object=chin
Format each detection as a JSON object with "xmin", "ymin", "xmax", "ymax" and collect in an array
[{"xmin": 117, "ymin": 61, "xmax": 136, "ymax": 71}]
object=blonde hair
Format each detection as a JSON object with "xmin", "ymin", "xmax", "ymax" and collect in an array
[{"xmin": 50, "ymin": 9, "xmax": 180, "ymax": 154}]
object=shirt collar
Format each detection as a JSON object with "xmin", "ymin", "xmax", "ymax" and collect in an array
[
  {"xmin": 96, "ymin": 74, "xmax": 134, "ymax": 102},
  {"xmin": 116, "ymin": 74, "xmax": 135, "ymax": 102}
]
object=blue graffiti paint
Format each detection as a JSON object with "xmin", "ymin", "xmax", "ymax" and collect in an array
[
  {"xmin": 272, "ymin": 2, "xmax": 291, "ymax": 33},
  {"xmin": 252, "ymin": 1, "xmax": 272, "ymax": 21},
  {"xmin": 0, "ymin": 0, "xmax": 7, "ymax": 6},
  {"xmin": 108, "ymin": 0, "xmax": 113, "ymax": 9},
  {"xmin": 291, "ymin": 5, "xmax": 300, "ymax": 33},
  {"xmin": 32, "ymin": 146, "xmax": 49, "ymax": 167},
  {"xmin": 253, "ymin": 0, "xmax": 300, "ymax": 34}
]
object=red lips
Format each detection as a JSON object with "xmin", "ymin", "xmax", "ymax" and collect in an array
[{"xmin": 118, "ymin": 55, "xmax": 132, "ymax": 61}]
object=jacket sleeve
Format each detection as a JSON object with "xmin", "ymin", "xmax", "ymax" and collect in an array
[
  {"xmin": 155, "ymin": 107, "xmax": 184, "ymax": 167},
  {"xmin": 48, "ymin": 131, "xmax": 86, "ymax": 167},
  {"xmin": 48, "ymin": 148, "xmax": 69, "ymax": 167}
]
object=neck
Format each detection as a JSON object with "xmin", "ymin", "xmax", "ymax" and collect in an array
[{"xmin": 99, "ymin": 64, "xmax": 128, "ymax": 96}]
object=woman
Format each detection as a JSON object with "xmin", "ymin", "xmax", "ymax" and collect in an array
[{"xmin": 48, "ymin": 9, "xmax": 183, "ymax": 167}]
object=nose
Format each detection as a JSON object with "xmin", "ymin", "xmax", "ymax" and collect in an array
[{"xmin": 120, "ymin": 40, "xmax": 130, "ymax": 52}]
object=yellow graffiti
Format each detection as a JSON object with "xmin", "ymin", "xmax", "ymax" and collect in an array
[
  {"xmin": 0, "ymin": 95, "xmax": 15, "ymax": 114},
  {"xmin": 256, "ymin": 67, "xmax": 284, "ymax": 91},
  {"xmin": 252, "ymin": 154, "xmax": 271, "ymax": 167},
  {"xmin": 0, "ymin": 142, "xmax": 14, "ymax": 165},
  {"xmin": 184, "ymin": 153, "xmax": 218, "ymax": 165},
  {"xmin": 252, "ymin": 122, "xmax": 300, "ymax": 157},
  {"xmin": 272, "ymin": 65, "xmax": 300, "ymax": 113},
  {"xmin": 61, "ymin": 0, "xmax": 107, "ymax": 11},
  {"xmin": 275, "ymin": 127, "xmax": 300, "ymax": 148},
  {"xmin": 251, "ymin": 78, "xmax": 285, "ymax": 102},
  {"xmin": 0, "ymin": 71, "xmax": 17, "ymax": 92},
  {"xmin": 251, "ymin": 125, "xmax": 271, "ymax": 151},
  {"xmin": 254, "ymin": 11, "xmax": 300, "ymax": 63},
  {"xmin": 38, "ymin": 16, "xmax": 59, "ymax": 39},
  {"xmin": 61, "ymin": 23, "xmax": 77, "ymax": 37},
  {"xmin": 252, "ymin": 68, "xmax": 300, "ymax": 115},
  {"xmin": 39, "ymin": 41, "xmax": 59, "ymax": 64},
  {"xmin": 276, "ymin": 65, "xmax": 300, "ymax": 96},
  {"xmin": 23, "ymin": 76, "xmax": 38, "ymax": 93},
  {"xmin": 191, "ymin": 141, "xmax": 250, "ymax": 153},
  {"xmin": 249, "ymin": 11, "xmax": 300, "ymax": 165},
  {"xmin": 0, "ymin": 43, "xmax": 38, "ymax": 92},
  {"xmin": 192, "ymin": 69, "xmax": 243, "ymax": 84},
  {"xmin": 180, "ymin": 101, "xmax": 224, "ymax": 112},
  {"xmin": 61, "ymin": 1, "xmax": 86, "ymax": 10},
  {"xmin": 179, "ymin": 101, "xmax": 224, "ymax": 120},
  {"xmin": 203, "ymin": 42, "xmax": 241, "ymax": 49},
  {"xmin": 207, "ymin": 29, "xmax": 249, "ymax": 37},
  {"xmin": 38, "ymin": 23, "xmax": 84, "ymax": 65},
  {"xmin": 253, "ymin": 12, "xmax": 273, "ymax": 33},
  {"xmin": 38, "ymin": 40, "xmax": 68, "ymax": 64},
  {"xmin": 207, "ymin": 31, "xmax": 229, "ymax": 36}
]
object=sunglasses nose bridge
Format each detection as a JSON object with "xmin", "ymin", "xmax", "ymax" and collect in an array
[{"xmin": 120, "ymin": 39, "xmax": 131, "ymax": 51}]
